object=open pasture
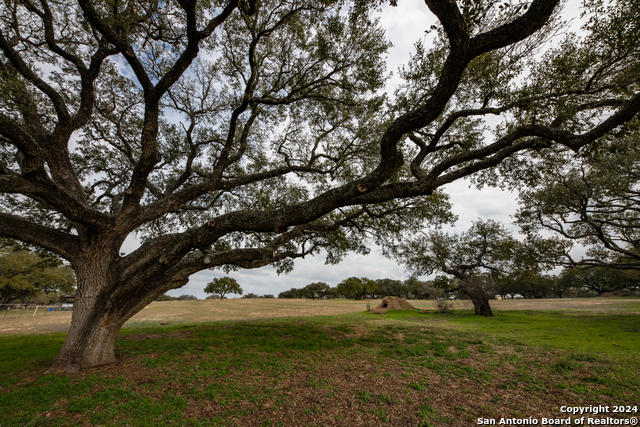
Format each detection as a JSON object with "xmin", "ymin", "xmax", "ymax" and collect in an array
[
  {"xmin": 1, "ymin": 297, "xmax": 638, "ymax": 336},
  {"xmin": 1, "ymin": 298, "xmax": 639, "ymax": 426}
]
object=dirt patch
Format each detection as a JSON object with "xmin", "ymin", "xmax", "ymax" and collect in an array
[
  {"xmin": 371, "ymin": 297, "xmax": 416, "ymax": 314},
  {"xmin": 38, "ymin": 339, "xmax": 632, "ymax": 427},
  {"xmin": 118, "ymin": 330, "xmax": 193, "ymax": 341}
]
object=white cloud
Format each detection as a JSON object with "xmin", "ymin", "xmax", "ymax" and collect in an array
[
  {"xmin": 374, "ymin": 0, "xmax": 438, "ymax": 93},
  {"xmin": 443, "ymin": 180, "xmax": 519, "ymax": 231}
]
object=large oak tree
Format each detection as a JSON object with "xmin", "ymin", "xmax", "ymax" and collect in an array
[
  {"xmin": 395, "ymin": 219, "xmax": 529, "ymax": 316},
  {"xmin": 1, "ymin": 0, "xmax": 639, "ymax": 371}
]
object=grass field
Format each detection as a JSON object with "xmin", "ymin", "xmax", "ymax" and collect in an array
[{"xmin": 1, "ymin": 298, "xmax": 639, "ymax": 426}]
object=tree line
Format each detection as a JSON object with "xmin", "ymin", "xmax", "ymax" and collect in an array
[
  {"xmin": 156, "ymin": 293, "xmax": 276, "ymax": 300},
  {"xmin": 277, "ymin": 268, "xmax": 638, "ymax": 303},
  {"xmin": 157, "ymin": 267, "xmax": 639, "ymax": 303},
  {"xmin": 278, "ymin": 277, "xmax": 438, "ymax": 300}
]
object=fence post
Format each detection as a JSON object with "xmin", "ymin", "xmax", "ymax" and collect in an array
[{"xmin": 33, "ymin": 306, "xmax": 38, "ymax": 316}]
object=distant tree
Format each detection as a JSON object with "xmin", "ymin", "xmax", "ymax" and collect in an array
[
  {"xmin": 560, "ymin": 267, "xmax": 633, "ymax": 296},
  {"xmin": 242, "ymin": 293, "xmax": 259, "ymax": 299},
  {"xmin": 617, "ymin": 270, "xmax": 640, "ymax": 293},
  {"xmin": 325, "ymin": 286, "xmax": 340, "ymax": 300},
  {"xmin": 156, "ymin": 294, "xmax": 176, "ymax": 301},
  {"xmin": 205, "ymin": 295, "xmax": 221, "ymax": 300},
  {"xmin": 519, "ymin": 273, "xmax": 553, "ymax": 299},
  {"xmin": 547, "ymin": 273, "xmax": 576, "ymax": 298},
  {"xmin": 336, "ymin": 277, "xmax": 376, "ymax": 300},
  {"xmin": 278, "ymin": 288, "xmax": 304, "ymax": 299},
  {"xmin": 260, "ymin": 294, "xmax": 275, "ymax": 299},
  {"xmin": 0, "ymin": 249, "xmax": 75, "ymax": 303},
  {"xmin": 495, "ymin": 272, "xmax": 560, "ymax": 299},
  {"xmin": 30, "ymin": 292, "xmax": 66, "ymax": 305},
  {"xmin": 204, "ymin": 277, "xmax": 243, "ymax": 300},
  {"xmin": 398, "ymin": 220, "xmax": 508, "ymax": 315},
  {"xmin": 375, "ymin": 278, "xmax": 409, "ymax": 298},
  {"xmin": 176, "ymin": 295, "xmax": 198, "ymax": 301},
  {"xmin": 495, "ymin": 275, "xmax": 519, "ymax": 299},
  {"xmin": 302, "ymin": 282, "xmax": 331, "ymax": 299},
  {"xmin": 397, "ymin": 220, "xmax": 517, "ymax": 316},
  {"xmin": 405, "ymin": 277, "xmax": 438, "ymax": 300},
  {"xmin": 396, "ymin": 219, "xmax": 566, "ymax": 314}
]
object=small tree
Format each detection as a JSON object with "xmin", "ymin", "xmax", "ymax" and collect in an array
[{"xmin": 204, "ymin": 277, "xmax": 243, "ymax": 300}]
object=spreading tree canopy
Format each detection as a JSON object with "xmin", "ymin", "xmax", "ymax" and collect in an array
[
  {"xmin": 517, "ymin": 135, "xmax": 640, "ymax": 269},
  {"xmin": 204, "ymin": 276, "xmax": 242, "ymax": 299},
  {"xmin": 1, "ymin": 0, "xmax": 639, "ymax": 371},
  {"xmin": 394, "ymin": 219, "xmax": 519, "ymax": 316}
]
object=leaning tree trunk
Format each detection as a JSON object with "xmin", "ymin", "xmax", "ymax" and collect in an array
[
  {"xmin": 469, "ymin": 293, "xmax": 493, "ymax": 317},
  {"xmin": 46, "ymin": 252, "xmax": 170, "ymax": 373},
  {"xmin": 460, "ymin": 277, "xmax": 494, "ymax": 317}
]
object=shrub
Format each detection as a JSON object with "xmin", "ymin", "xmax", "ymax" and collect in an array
[{"xmin": 435, "ymin": 298, "xmax": 454, "ymax": 314}]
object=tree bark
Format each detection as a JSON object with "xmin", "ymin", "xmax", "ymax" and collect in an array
[
  {"xmin": 469, "ymin": 293, "xmax": 494, "ymax": 317},
  {"xmin": 460, "ymin": 277, "xmax": 494, "ymax": 317},
  {"xmin": 46, "ymin": 248, "xmax": 164, "ymax": 372},
  {"xmin": 47, "ymin": 294, "xmax": 122, "ymax": 372}
]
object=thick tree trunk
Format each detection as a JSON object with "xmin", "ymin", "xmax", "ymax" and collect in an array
[
  {"xmin": 47, "ymin": 256, "xmax": 120, "ymax": 372},
  {"xmin": 46, "ymin": 251, "xmax": 166, "ymax": 373},
  {"xmin": 469, "ymin": 294, "xmax": 493, "ymax": 317},
  {"xmin": 47, "ymin": 292, "xmax": 124, "ymax": 372},
  {"xmin": 459, "ymin": 277, "xmax": 494, "ymax": 317}
]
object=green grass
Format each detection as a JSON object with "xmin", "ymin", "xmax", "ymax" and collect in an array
[
  {"xmin": 0, "ymin": 305, "xmax": 639, "ymax": 426},
  {"xmin": 455, "ymin": 310, "xmax": 640, "ymax": 354}
]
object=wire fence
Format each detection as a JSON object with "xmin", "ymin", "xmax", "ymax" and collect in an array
[{"xmin": 1, "ymin": 303, "xmax": 73, "ymax": 318}]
